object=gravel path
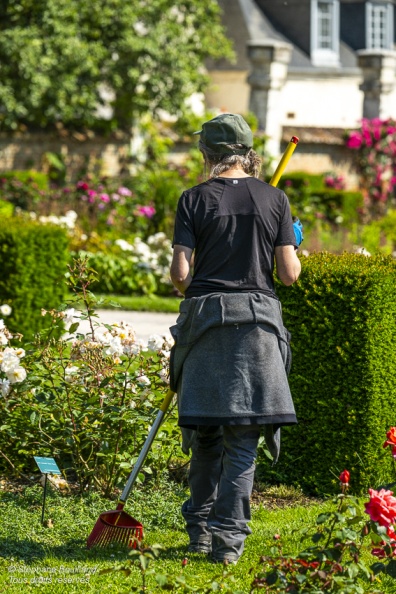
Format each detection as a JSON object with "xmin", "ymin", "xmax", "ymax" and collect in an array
[{"xmin": 77, "ymin": 309, "xmax": 178, "ymax": 342}]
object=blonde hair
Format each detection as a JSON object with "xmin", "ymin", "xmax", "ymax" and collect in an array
[{"xmin": 199, "ymin": 142, "xmax": 262, "ymax": 179}]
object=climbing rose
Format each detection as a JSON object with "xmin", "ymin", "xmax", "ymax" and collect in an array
[{"xmin": 365, "ymin": 488, "xmax": 396, "ymax": 527}]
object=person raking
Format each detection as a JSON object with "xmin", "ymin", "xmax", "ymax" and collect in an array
[{"xmin": 169, "ymin": 113, "xmax": 303, "ymax": 565}]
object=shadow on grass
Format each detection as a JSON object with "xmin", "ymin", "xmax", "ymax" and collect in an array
[{"xmin": 0, "ymin": 538, "xmax": 190, "ymax": 564}]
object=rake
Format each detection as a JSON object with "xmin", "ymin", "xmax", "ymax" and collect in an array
[{"xmin": 87, "ymin": 389, "xmax": 175, "ymax": 549}]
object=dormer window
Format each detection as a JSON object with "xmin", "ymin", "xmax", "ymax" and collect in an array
[
  {"xmin": 311, "ymin": 0, "xmax": 340, "ymax": 66},
  {"xmin": 366, "ymin": 2, "xmax": 394, "ymax": 49}
]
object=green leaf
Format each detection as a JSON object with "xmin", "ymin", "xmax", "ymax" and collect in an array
[
  {"xmin": 370, "ymin": 562, "xmax": 386, "ymax": 575},
  {"xmin": 139, "ymin": 555, "xmax": 149, "ymax": 570},
  {"xmin": 265, "ymin": 571, "xmax": 278, "ymax": 586},
  {"xmin": 385, "ymin": 559, "xmax": 396, "ymax": 578},
  {"xmin": 316, "ymin": 513, "xmax": 331, "ymax": 524},
  {"xmin": 68, "ymin": 322, "xmax": 80, "ymax": 334}
]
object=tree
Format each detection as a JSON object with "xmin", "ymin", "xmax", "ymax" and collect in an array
[{"xmin": 0, "ymin": 0, "xmax": 233, "ymax": 132}]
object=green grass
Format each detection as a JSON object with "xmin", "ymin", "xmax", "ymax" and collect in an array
[
  {"xmin": 1, "ymin": 481, "xmax": 396, "ymax": 593},
  {"xmin": 93, "ymin": 294, "xmax": 182, "ymax": 313}
]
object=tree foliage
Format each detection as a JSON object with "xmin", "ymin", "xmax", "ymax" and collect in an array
[{"xmin": 0, "ymin": 0, "xmax": 233, "ymax": 131}]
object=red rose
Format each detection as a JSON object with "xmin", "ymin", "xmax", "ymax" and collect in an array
[
  {"xmin": 365, "ymin": 488, "xmax": 396, "ymax": 527},
  {"xmin": 383, "ymin": 427, "xmax": 396, "ymax": 448},
  {"xmin": 339, "ymin": 470, "xmax": 350, "ymax": 485},
  {"xmin": 388, "ymin": 525, "xmax": 396, "ymax": 541},
  {"xmin": 371, "ymin": 548, "xmax": 386, "ymax": 558}
]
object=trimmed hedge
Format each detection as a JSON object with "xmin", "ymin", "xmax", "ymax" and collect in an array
[
  {"xmin": 0, "ymin": 170, "xmax": 49, "ymax": 190},
  {"xmin": 264, "ymin": 253, "xmax": 396, "ymax": 495},
  {"xmin": 267, "ymin": 171, "xmax": 326, "ymax": 191},
  {"xmin": 0, "ymin": 220, "xmax": 69, "ymax": 340}
]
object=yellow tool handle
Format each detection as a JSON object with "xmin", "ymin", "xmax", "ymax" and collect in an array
[
  {"xmin": 160, "ymin": 389, "xmax": 175, "ymax": 412},
  {"xmin": 269, "ymin": 136, "xmax": 299, "ymax": 187}
]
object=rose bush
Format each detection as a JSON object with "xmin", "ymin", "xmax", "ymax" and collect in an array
[
  {"xmin": 0, "ymin": 258, "xmax": 180, "ymax": 494},
  {"xmin": 0, "ymin": 304, "xmax": 27, "ymax": 398},
  {"xmin": 76, "ymin": 232, "xmax": 174, "ymax": 296},
  {"xmin": 2, "ymin": 176, "xmax": 157, "ymax": 240},
  {"xmin": 345, "ymin": 118, "xmax": 396, "ymax": 221},
  {"xmin": 249, "ymin": 433, "xmax": 396, "ymax": 592}
]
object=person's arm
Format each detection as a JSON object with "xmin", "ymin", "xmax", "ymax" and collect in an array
[
  {"xmin": 170, "ymin": 245, "xmax": 194, "ymax": 295},
  {"xmin": 275, "ymin": 245, "xmax": 301, "ymax": 286}
]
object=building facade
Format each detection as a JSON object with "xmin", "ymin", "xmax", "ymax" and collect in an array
[{"xmin": 205, "ymin": 0, "xmax": 396, "ymax": 176}]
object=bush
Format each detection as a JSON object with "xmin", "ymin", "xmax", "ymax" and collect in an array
[
  {"xmin": 356, "ymin": 209, "xmax": 396, "ymax": 255},
  {"xmin": 0, "ymin": 220, "xmax": 69, "ymax": 340},
  {"xmin": 259, "ymin": 253, "xmax": 396, "ymax": 495},
  {"xmin": 273, "ymin": 171, "xmax": 326, "ymax": 192},
  {"xmin": 76, "ymin": 233, "xmax": 173, "ymax": 296},
  {"xmin": 0, "ymin": 171, "xmax": 49, "ymax": 211},
  {"xmin": 0, "ymin": 259, "xmax": 179, "ymax": 495},
  {"xmin": 0, "ymin": 170, "xmax": 49, "ymax": 189},
  {"xmin": 272, "ymin": 172, "xmax": 363, "ymax": 231}
]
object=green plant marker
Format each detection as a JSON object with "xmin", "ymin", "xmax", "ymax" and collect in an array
[{"xmin": 34, "ymin": 457, "xmax": 61, "ymax": 525}]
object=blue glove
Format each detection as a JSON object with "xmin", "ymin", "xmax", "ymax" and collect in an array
[{"xmin": 292, "ymin": 217, "xmax": 304, "ymax": 247}]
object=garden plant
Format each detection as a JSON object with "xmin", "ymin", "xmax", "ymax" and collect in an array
[
  {"xmin": 0, "ymin": 257, "xmax": 180, "ymax": 492},
  {"xmin": 0, "ymin": 251, "xmax": 396, "ymax": 592}
]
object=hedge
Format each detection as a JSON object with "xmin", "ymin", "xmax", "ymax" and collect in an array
[
  {"xmin": 261, "ymin": 253, "xmax": 396, "ymax": 495},
  {"xmin": 0, "ymin": 220, "xmax": 69, "ymax": 340},
  {"xmin": 0, "ymin": 170, "xmax": 49, "ymax": 190}
]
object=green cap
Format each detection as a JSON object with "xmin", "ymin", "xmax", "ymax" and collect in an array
[{"xmin": 193, "ymin": 113, "xmax": 253, "ymax": 155}]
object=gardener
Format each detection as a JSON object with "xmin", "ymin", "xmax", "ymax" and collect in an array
[{"xmin": 169, "ymin": 113, "xmax": 302, "ymax": 564}]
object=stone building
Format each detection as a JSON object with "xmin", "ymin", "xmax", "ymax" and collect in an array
[{"xmin": 205, "ymin": 0, "xmax": 396, "ymax": 179}]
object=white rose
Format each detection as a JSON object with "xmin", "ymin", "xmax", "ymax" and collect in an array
[
  {"xmin": 106, "ymin": 336, "xmax": 123, "ymax": 356},
  {"xmin": 158, "ymin": 368, "xmax": 169, "ymax": 384},
  {"xmin": 1, "ymin": 351, "xmax": 20, "ymax": 373},
  {"xmin": 7, "ymin": 366, "xmax": 27, "ymax": 383},
  {"xmin": 136, "ymin": 374, "xmax": 151, "ymax": 387},
  {"xmin": 64, "ymin": 308, "xmax": 76, "ymax": 326},
  {"xmin": 64, "ymin": 366, "xmax": 79, "ymax": 382},
  {"xmin": 0, "ymin": 304, "xmax": 11, "ymax": 316},
  {"xmin": 0, "ymin": 378, "xmax": 11, "ymax": 396},
  {"xmin": 147, "ymin": 334, "xmax": 164, "ymax": 352}
]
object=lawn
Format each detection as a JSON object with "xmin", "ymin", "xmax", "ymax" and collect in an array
[
  {"xmin": 1, "ymin": 479, "xmax": 396, "ymax": 593},
  {"xmin": 95, "ymin": 294, "xmax": 181, "ymax": 313}
]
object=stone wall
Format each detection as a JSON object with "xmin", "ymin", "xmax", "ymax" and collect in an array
[{"xmin": 0, "ymin": 131, "xmax": 131, "ymax": 180}]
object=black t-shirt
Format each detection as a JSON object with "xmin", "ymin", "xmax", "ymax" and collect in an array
[{"xmin": 172, "ymin": 176, "xmax": 296, "ymax": 299}]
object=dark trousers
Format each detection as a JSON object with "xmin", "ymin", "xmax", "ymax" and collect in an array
[{"xmin": 181, "ymin": 424, "xmax": 260, "ymax": 562}]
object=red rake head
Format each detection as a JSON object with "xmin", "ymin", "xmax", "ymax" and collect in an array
[{"xmin": 87, "ymin": 508, "xmax": 144, "ymax": 549}]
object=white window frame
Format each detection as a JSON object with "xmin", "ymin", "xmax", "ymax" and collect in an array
[
  {"xmin": 366, "ymin": 2, "xmax": 394, "ymax": 50},
  {"xmin": 311, "ymin": 0, "xmax": 340, "ymax": 67}
]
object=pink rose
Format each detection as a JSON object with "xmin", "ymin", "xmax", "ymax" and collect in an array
[
  {"xmin": 118, "ymin": 186, "xmax": 132, "ymax": 197},
  {"xmin": 365, "ymin": 489, "xmax": 396, "ymax": 527},
  {"xmin": 346, "ymin": 132, "xmax": 363, "ymax": 149},
  {"xmin": 77, "ymin": 181, "xmax": 89, "ymax": 191},
  {"xmin": 137, "ymin": 205, "xmax": 156, "ymax": 219}
]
